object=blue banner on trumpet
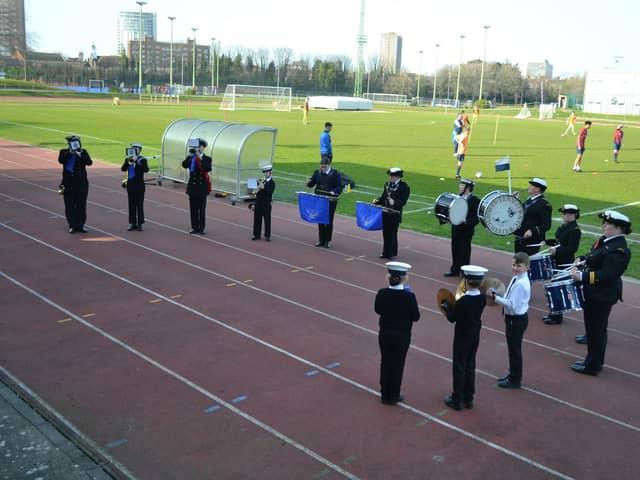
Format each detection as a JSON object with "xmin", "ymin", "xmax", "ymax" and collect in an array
[
  {"xmin": 356, "ymin": 201, "xmax": 383, "ymax": 231},
  {"xmin": 297, "ymin": 192, "xmax": 330, "ymax": 224}
]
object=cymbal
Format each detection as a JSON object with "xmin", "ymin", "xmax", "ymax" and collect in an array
[
  {"xmin": 481, "ymin": 277, "xmax": 505, "ymax": 306},
  {"xmin": 437, "ymin": 288, "xmax": 456, "ymax": 316}
]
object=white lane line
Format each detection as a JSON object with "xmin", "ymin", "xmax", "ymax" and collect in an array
[
  {"xmin": 0, "ymin": 235, "xmax": 575, "ymax": 480},
  {"xmin": 0, "ymin": 269, "xmax": 361, "ymax": 480},
  {"xmin": 3, "ymin": 193, "xmax": 640, "ymax": 427}
]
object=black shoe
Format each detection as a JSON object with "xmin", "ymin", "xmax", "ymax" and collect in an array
[
  {"xmin": 324, "ymin": 242, "xmax": 331, "ymax": 248},
  {"xmin": 543, "ymin": 315, "xmax": 562, "ymax": 325},
  {"xmin": 190, "ymin": 229, "xmax": 198, "ymax": 234},
  {"xmin": 137, "ymin": 225, "xmax": 143, "ymax": 231},
  {"xmin": 198, "ymin": 230, "xmax": 206, "ymax": 235},
  {"xmin": 265, "ymin": 236, "xmax": 271, "ymax": 241},
  {"xmin": 570, "ymin": 364, "xmax": 598, "ymax": 376},
  {"xmin": 575, "ymin": 335, "xmax": 587, "ymax": 344},
  {"xmin": 397, "ymin": 394, "xmax": 404, "ymax": 403},
  {"xmin": 77, "ymin": 226, "xmax": 88, "ymax": 233},
  {"xmin": 498, "ymin": 378, "xmax": 521, "ymax": 389},
  {"xmin": 497, "ymin": 374, "xmax": 510, "ymax": 382},
  {"xmin": 252, "ymin": 236, "xmax": 260, "ymax": 240},
  {"xmin": 68, "ymin": 228, "xmax": 75, "ymax": 234},
  {"xmin": 379, "ymin": 254, "xmax": 389, "ymax": 259},
  {"xmin": 128, "ymin": 225, "xmax": 137, "ymax": 231},
  {"xmin": 464, "ymin": 399, "xmax": 474, "ymax": 409},
  {"xmin": 315, "ymin": 241, "xmax": 325, "ymax": 247},
  {"xmin": 444, "ymin": 395, "xmax": 463, "ymax": 411},
  {"xmin": 443, "ymin": 271, "xmax": 459, "ymax": 277}
]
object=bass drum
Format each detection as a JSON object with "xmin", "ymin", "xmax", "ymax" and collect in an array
[
  {"xmin": 434, "ymin": 193, "xmax": 468, "ymax": 225},
  {"xmin": 478, "ymin": 190, "xmax": 524, "ymax": 235}
]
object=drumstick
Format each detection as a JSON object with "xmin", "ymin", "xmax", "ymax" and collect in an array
[{"xmin": 525, "ymin": 242, "xmax": 545, "ymax": 247}]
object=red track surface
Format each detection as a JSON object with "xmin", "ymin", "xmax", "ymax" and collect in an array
[{"xmin": 1, "ymin": 139, "xmax": 639, "ymax": 479}]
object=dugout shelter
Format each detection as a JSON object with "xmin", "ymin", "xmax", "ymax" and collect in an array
[{"xmin": 161, "ymin": 119, "xmax": 278, "ymax": 204}]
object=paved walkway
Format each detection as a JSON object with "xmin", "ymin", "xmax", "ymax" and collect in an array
[{"xmin": 0, "ymin": 380, "xmax": 113, "ymax": 480}]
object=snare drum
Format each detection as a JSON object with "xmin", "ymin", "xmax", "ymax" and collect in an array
[
  {"xmin": 544, "ymin": 280, "xmax": 585, "ymax": 314},
  {"xmin": 434, "ymin": 193, "xmax": 468, "ymax": 225},
  {"xmin": 477, "ymin": 190, "xmax": 524, "ymax": 236},
  {"xmin": 529, "ymin": 252, "xmax": 555, "ymax": 281}
]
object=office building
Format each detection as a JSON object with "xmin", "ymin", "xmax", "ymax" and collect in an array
[
  {"xmin": 118, "ymin": 10, "xmax": 157, "ymax": 55},
  {"xmin": 526, "ymin": 60, "xmax": 553, "ymax": 79}
]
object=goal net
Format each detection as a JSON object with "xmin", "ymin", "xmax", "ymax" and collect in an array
[
  {"xmin": 514, "ymin": 103, "xmax": 532, "ymax": 119},
  {"xmin": 363, "ymin": 92, "xmax": 408, "ymax": 105},
  {"xmin": 88, "ymin": 79, "xmax": 105, "ymax": 92},
  {"xmin": 220, "ymin": 84, "xmax": 292, "ymax": 111},
  {"xmin": 539, "ymin": 103, "xmax": 556, "ymax": 120}
]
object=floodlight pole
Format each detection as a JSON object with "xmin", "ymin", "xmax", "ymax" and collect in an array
[
  {"xmin": 191, "ymin": 27, "xmax": 198, "ymax": 91},
  {"xmin": 214, "ymin": 37, "xmax": 216, "ymax": 94},
  {"xmin": 478, "ymin": 25, "xmax": 490, "ymax": 101},
  {"xmin": 168, "ymin": 16, "xmax": 175, "ymax": 94},
  {"xmin": 432, "ymin": 43, "xmax": 439, "ymax": 106},
  {"xmin": 215, "ymin": 41, "xmax": 219, "ymax": 91},
  {"xmin": 136, "ymin": 1, "xmax": 147, "ymax": 96},
  {"xmin": 416, "ymin": 50, "xmax": 423, "ymax": 105},
  {"xmin": 454, "ymin": 34, "xmax": 465, "ymax": 108}
]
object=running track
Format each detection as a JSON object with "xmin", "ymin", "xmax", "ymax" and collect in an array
[{"xmin": 1, "ymin": 139, "xmax": 639, "ymax": 479}]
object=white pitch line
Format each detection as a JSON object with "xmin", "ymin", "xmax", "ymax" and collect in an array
[
  {"xmin": 0, "ymin": 269, "xmax": 361, "ymax": 480},
  {"xmin": 0, "ymin": 229, "xmax": 575, "ymax": 480}
]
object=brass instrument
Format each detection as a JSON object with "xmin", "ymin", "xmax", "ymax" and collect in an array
[{"xmin": 452, "ymin": 276, "xmax": 506, "ymax": 306}]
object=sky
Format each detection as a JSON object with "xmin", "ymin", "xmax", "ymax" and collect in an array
[{"xmin": 24, "ymin": 0, "xmax": 639, "ymax": 78}]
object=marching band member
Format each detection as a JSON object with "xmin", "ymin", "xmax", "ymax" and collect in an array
[
  {"xmin": 251, "ymin": 165, "xmax": 276, "ymax": 241},
  {"xmin": 444, "ymin": 179, "xmax": 480, "ymax": 277},
  {"xmin": 374, "ymin": 168, "xmax": 410, "ymax": 260},
  {"xmin": 306, "ymin": 157, "xmax": 342, "ymax": 248},
  {"xmin": 182, "ymin": 139, "xmax": 212, "ymax": 235},
  {"xmin": 570, "ymin": 211, "xmax": 631, "ymax": 376},
  {"xmin": 489, "ymin": 252, "xmax": 531, "ymax": 389},
  {"xmin": 58, "ymin": 135, "xmax": 92, "ymax": 233},
  {"xmin": 542, "ymin": 204, "xmax": 582, "ymax": 324},
  {"xmin": 513, "ymin": 177, "xmax": 552, "ymax": 256},
  {"xmin": 121, "ymin": 142, "xmax": 149, "ymax": 231},
  {"xmin": 375, "ymin": 262, "xmax": 420, "ymax": 405},
  {"xmin": 441, "ymin": 265, "xmax": 487, "ymax": 410}
]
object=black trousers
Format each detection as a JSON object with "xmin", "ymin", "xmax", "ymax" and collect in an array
[
  {"xmin": 189, "ymin": 195, "xmax": 207, "ymax": 232},
  {"xmin": 515, "ymin": 237, "xmax": 540, "ymax": 257},
  {"xmin": 379, "ymin": 330, "xmax": 410, "ymax": 403},
  {"xmin": 381, "ymin": 212, "xmax": 400, "ymax": 258},
  {"xmin": 127, "ymin": 190, "xmax": 145, "ymax": 226},
  {"xmin": 253, "ymin": 201, "xmax": 272, "ymax": 238},
  {"xmin": 451, "ymin": 332, "xmax": 480, "ymax": 401},
  {"xmin": 63, "ymin": 186, "xmax": 88, "ymax": 229},
  {"xmin": 505, "ymin": 313, "xmax": 528, "ymax": 382},
  {"xmin": 583, "ymin": 301, "xmax": 612, "ymax": 370},
  {"xmin": 450, "ymin": 227, "xmax": 473, "ymax": 274},
  {"xmin": 318, "ymin": 200, "xmax": 337, "ymax": 244}
]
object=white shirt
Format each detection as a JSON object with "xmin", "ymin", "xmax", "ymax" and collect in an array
[{"xmin": 494, "ymin": 272, "xmax": 530, "ymax": 315}]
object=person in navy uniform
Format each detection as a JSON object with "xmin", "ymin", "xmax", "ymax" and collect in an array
[
  {"xmin": 182, "ymin": 139, "xmax": 212, "ymax": 234},
  {"xmin": 121, "ymin": 142, "xmax": 149, "ymax": 231},
  {"xmin": 58, "ymin": 135, "xmax": 92, "ymax": 233},
  {"xmin": 444, "ymin": 178, "xmax": 480, "ymax": 277},
  {"xmin": 373, "ymin": 168, "xmax": 410, "ymax": 260},
  {"xmin": 306, "ymin": 157, "xmax": 342, "ymax": 248},
  {"xmin": 441, "ymin": 265, "xmax": 488, "ymax": 410},
  {"xmin": 251, "ymin": 165, "xmax": 276, "ymax": 241},
  {"xmin": 542, "ymin": 204, "xmax": 582, "ymax": 324},
  {"xmin": 513, "ymin": 177, "xmax": 552, "ymax": 256},
  {"xmin": 375, "ymin": 262, "xmax": 420, "ymax": 405},
  {"xmin": 570, "ymin": 211, "xmax": 631, "ymax": 376}
]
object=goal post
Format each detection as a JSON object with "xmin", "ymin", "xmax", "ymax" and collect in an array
[
  {"xmin": 88, "ymin": 79, "xmax": 105, "ymax": 91},
  {"xmin": 219, "ymin": 84, "xmax": 292, "ymax": 112},
  {"xmin": 363, "ymin": 92, "xmax": 408, "ymax": 105}
]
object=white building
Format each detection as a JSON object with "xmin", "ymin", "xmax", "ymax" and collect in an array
[
  {"xmin": 583, "ymin": 70, "xmax": 640, "ymax": 116},
  {"xmin": 526, "ymin": 61, "xmax": 553, "ymax": 79},
  {"xmin": 117, "ymin": 11, "xmax": 157, "ymax": 55}
]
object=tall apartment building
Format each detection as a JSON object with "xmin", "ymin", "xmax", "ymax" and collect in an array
[
  {"xmin": 526, "ymin": 60, "xmax": 553, "ymax": 79},
  {"xmin": 380, "ymin": 32, "xmax": 402, "ymax": 74},
  {"xmin": 0, "ymin": 0, "xmax": 26, "ymax": 57},
  {"xmin": 117, "ymin": 10, "xmax": 157, "ymax": 55},
  {"xmin": 129, "ymin": 38, "xmax": 210, "ymax": 75}
]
